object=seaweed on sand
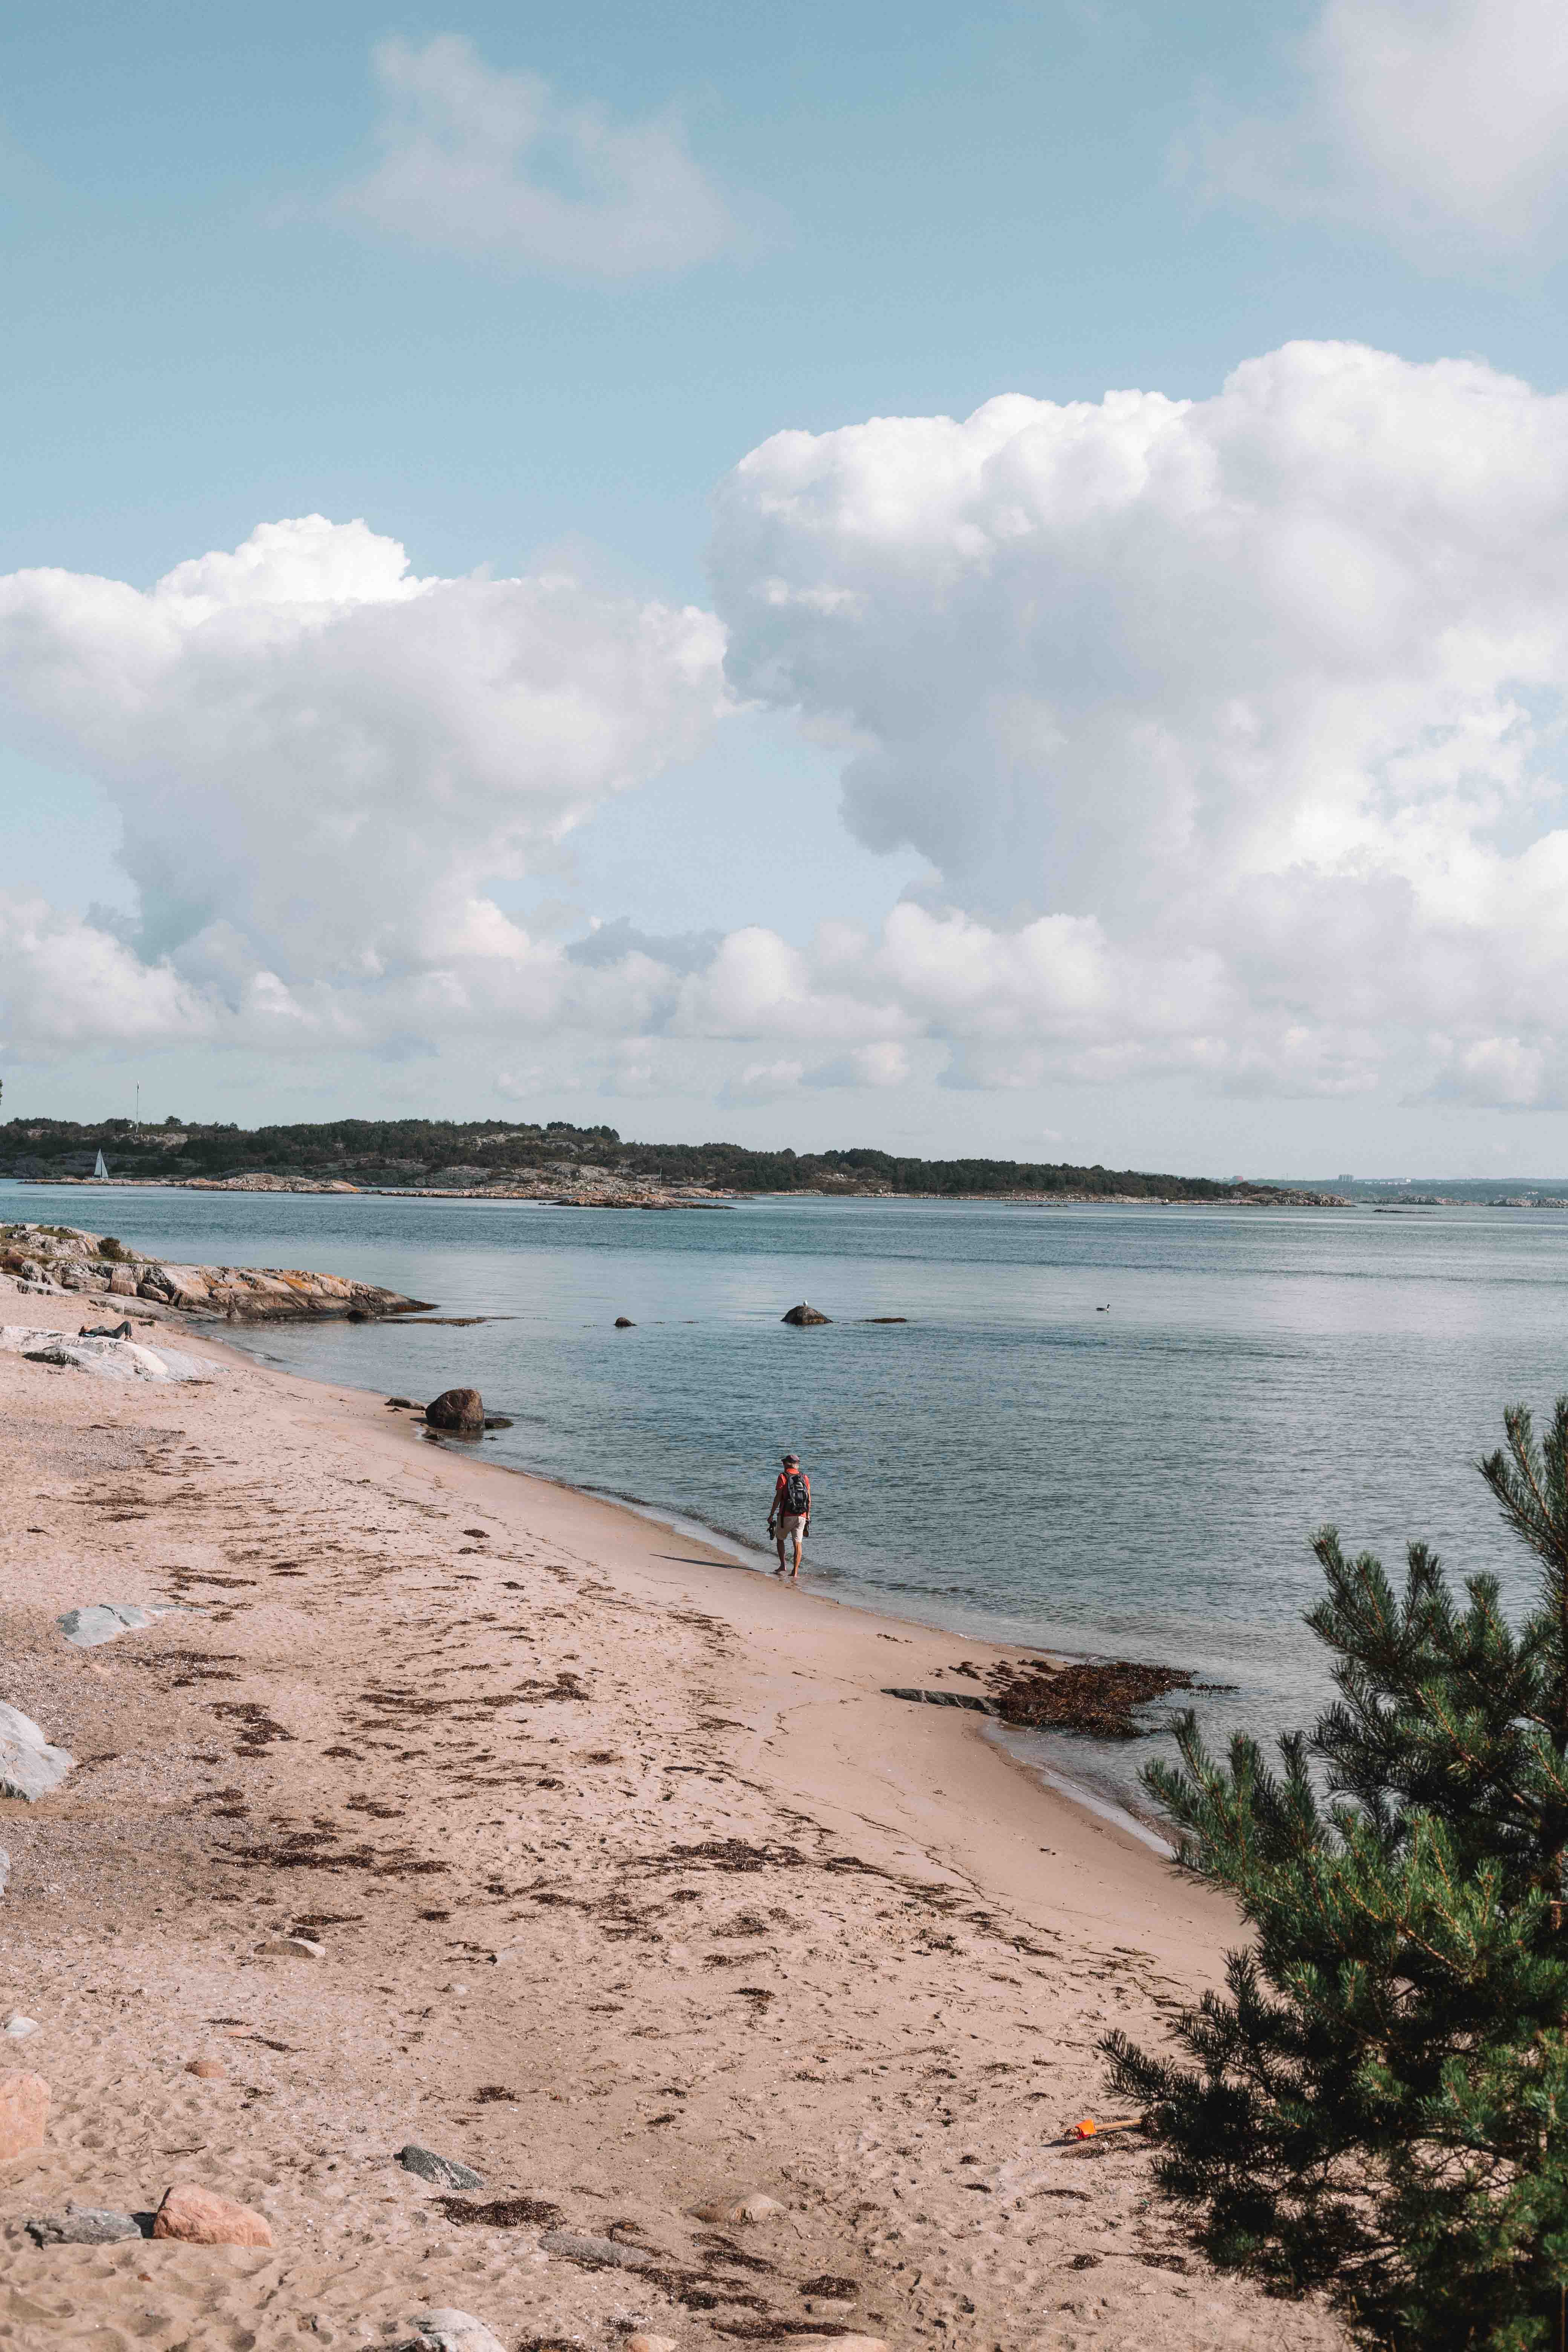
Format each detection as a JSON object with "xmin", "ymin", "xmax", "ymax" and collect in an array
[{"xmin": 986, "ymin": 1656, "xmax": 1194, "ymax": 1739}]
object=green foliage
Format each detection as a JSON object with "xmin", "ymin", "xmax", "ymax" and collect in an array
[
  {"xmin": 0, "ymin": 1113, "xmax": 1298, "ymax": 1202},
  {"xmin": 1104, "ymin": 1400, "xmax": 1568, "ymax": 2348}
]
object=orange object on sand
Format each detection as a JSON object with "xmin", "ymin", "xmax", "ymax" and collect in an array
[{"xmin": 1072, "ymin": 2116, "xmax": 1098, "ymax": 2138}]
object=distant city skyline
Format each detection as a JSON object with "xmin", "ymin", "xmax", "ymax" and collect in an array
[{"xmin": 6, "ymin": 2, "xmax": 1568, "ymax": 1177}]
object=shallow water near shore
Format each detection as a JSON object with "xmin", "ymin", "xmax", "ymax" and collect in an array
[{"xmin": 9, "ymin": 1181, "xmax": 1568, "ymax": 1814}]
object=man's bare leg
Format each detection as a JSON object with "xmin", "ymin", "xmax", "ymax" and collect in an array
[
  {"xmin": 789, "ymin": 1531, "xmax": 803, "ymax": 1581},
  {"xmin": 773, "ymin": 1528, "xmax": 788, "ymax": 1576}
]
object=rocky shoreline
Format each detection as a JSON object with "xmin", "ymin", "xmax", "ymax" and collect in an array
[
  {"xmin": 0, "ymin": 1222, "xmax": 432, "ymax": 1321},
  {"xmin": 37, "ymin": 1172, "xmax": 737, "ymax": 1209},
  {"xmin": 30, "ymin": 1173, "xmax": 1346, "ymax": 1208},
  {"xmin": 0, "ymin": 1279, "xmax": 1343, "ymax": 2352}
]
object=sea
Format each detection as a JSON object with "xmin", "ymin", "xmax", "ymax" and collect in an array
[{"xmin": 8, "ymin": 1181, "xmax": 1568, "ymax": 1825}]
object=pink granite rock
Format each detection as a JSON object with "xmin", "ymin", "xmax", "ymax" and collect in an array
[{"xmin": 152, "ymin": 2183, "xmax": 272, "ymax": 2245}]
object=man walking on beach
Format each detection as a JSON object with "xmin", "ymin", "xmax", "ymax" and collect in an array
[{"xmin": 769, "ymin": 1452, "xmax": 811, "ymax": 1581}]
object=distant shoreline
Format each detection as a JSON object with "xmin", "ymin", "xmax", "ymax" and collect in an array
[{"xmin": 16, "ymin": 1173, "xmax": 1352, "ymax": 1208}]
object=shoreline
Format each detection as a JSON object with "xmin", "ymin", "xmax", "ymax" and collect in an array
[
  {"xmin": 0, "ymin": 1271, "xmax": 1349, "ymax": 2351},
  {"xmin": 3, "ymin": 1197, "xmax": 1262, "ymax": 1833},
  {"xmin": 462, "ymin": 1467, "xmax": 1183, "ymax": 1850},
  {"xmin": 11, "ymin": 1178, "xmax": 1351, "ymax": 1208},
  {"xmin": 260, "ymin": 1331, "xmax": 1182, "ymax": 1862},
  {"xmin": 0, "ymin": 1197, "xmax": 1220, "ymax": 1841}
]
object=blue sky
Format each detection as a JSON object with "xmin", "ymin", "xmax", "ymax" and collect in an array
[{"xmin": 6, "ymin": 2, "xmax": 1568, "ymax": 1171}]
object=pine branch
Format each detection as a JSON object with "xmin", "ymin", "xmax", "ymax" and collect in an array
[{"xmin": 1108, "ymin": 1396, "xmax": 1568, "ymax": 2348}]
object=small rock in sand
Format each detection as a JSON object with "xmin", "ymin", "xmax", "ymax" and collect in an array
[
  {"xmin": 3, "ymin": 2013, "xmax": 40, "ymax": 2040},
  {"xmin": 26, "ymin": 2205, "xmax": 141, "ymax": 2245},
  {"xmin": 626, "ymin": 2335, "xmax": 677, "ymax": 2352},
  {"xmin": 0, "ymin": 1849, "xmax": 9, "ymax": 1898},
  {"xmin": 397, "ymin": 2144, "xmax": 484, "ymax": 2191},
  {"xmin": 152, "ymin": 2182, "xmax": 272, "ymax": 2246},
  {"xmin": 394, "ymin": 2312, "xmax": 508, "ymax": 2352},
  {"xmin": 0, "ymin": 1701, "xmax": 74, "ymax": 1800},
  {"xmin": 255, "ymin": 1934, "xmax": 325, "ymax": 1961},
  {"xmin": 538, "ymin": 2229, "xmax": 657, "ymax": 2270},
  {"xmin": 425, "ymin": 1386, "xmax": 485, "ymax": 1433},
  {"xmin": 0, "ymin": 2070, "xmax": 49, "ymax": 2160},
  {"xmin": 57, "ymin": 1602, "xmax": 187, "ymax": 1650},
  {"xmin": 185, "ymin": 2057, "xmax": 226, "ymax": 2078},
  {"xmin": 793, "ymin": 2339, "xmax": 887, "ymax": 2352},
  {"xmin": 690, "ymin": 2191, "xmax": 784, "ymax": 2224}
]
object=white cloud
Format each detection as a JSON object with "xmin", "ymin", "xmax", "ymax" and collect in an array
[
  {"xmin": 0, "ymin": 515, "xmax": 724, "ymax": 1057},
  {"xmin": 14, "ymin": 343, "xmax": 1568, "ymax": 1123},
  {"xmin": 708, "ymin": 341, "xmax": 1568, "ymax": 1109},
  {"xmin": 1427, "ymin": 1036, "xmax": 1568, "ymax": 1111},
  {"xmin": 1196, "ymin": 0, "xmax": 1568, "ymax": 254},
  {"xmin": 808, "ymin": 1042, "xmax": 912, "ymax": 1090},
  {"xmin": 338, "ymin": 35, "xmax": 736, "ymax": 277},
  {"xmin": 719, "ymin": 1057, "xmax": 807, "ymax": 1108}
]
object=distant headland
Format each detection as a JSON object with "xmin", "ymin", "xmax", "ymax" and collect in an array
[{"xmin": 0, "ymin": 1114, "xmax": 1346, "ymax": 1207}]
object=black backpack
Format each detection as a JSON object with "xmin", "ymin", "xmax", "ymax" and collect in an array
[{"xmin": 782, "ymin": 1470, "xmax": 809, "ymax": 1514}]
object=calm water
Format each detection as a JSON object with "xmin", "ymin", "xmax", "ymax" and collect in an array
[{"xmin": 8, "ymin": 1183, "xmax": 1568, "ymax": 1811}]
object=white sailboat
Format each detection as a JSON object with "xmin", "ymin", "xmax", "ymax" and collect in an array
[{"xmin": 93, "ymin": 1150, "xmax": 109, "ymax": 1180}]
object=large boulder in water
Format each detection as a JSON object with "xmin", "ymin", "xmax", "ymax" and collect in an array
[
  {"xmin": 781, "ymin": 1302, "xmax": 831, "ymax": 1326},
  {"xmin": 426, "ymin": 1386, "xmax": 485, "ymax": 1433}
]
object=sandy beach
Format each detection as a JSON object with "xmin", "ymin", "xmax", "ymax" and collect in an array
[{"xmin": 0, "ymin": 1275, "xmax": 1348, "ymax": 2352}]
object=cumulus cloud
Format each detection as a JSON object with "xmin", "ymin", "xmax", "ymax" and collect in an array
[
  {"xmin": 13, "ymin": 343, "xmax": 1568, "ymax": 1120},
  {"xmin": 338, "ymin": 35, "xmax": 736, "ymax": 276},
  {"xmin": 718, "ymin": 1041, "xmax": 914, "ymax": 1107},
  {"xmin": 1194, "ymin": 0, "xmax": 1568, "ymax": 255},
  {"xmin": 709, "ymin": 340, "xmax": 1568, "ymax": 1108},
  {"xmin": 0, "ymin": 514, "xmax": 724, "ymax": 1058}
]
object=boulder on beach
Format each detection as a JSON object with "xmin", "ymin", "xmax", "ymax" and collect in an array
[
  {"xmin": 1, "ymin": 1327, "xmax": 210, "ymax": 1384},
  {"xmin": 58, "ymin": 1601, "xmax": 193, "ymax": 1649},
  {"xmin": 0, "ymin": 1702, "xmax": 74, "ymax": 1801},
  {"xmin": 393, "ymin": 2314, "xmax": 509, "ymax": 2352},
  {"xmin": 538, "ymin": 2228, "xmax": 658, "ymax": 2270},
  {"xmin": 152, "ymin": 2182, "xmax": 272, "ymax": 2246},
  {"xmin": 425, "ymin": 1387, "xmax": 485, "ymax": 1433},
  {"xmin": 782, "ymin": 1302, "xmax": 831, "ymax": 1326},
  {"xmin": 398, "ymin": 2142, "xmax": 483, "ymax": 2190},
  {"xmin": 0, "ymin": 2072, "xmax": 49, "ymax": 2162},
  {"xmin": 26, "ymin": 2206, "xmax": 141, "ymax": 2246}
]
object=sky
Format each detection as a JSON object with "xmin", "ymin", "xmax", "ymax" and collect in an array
[{"xmin": 5, "ymin": 0, "xmax": 1568, "ymax": 1174}]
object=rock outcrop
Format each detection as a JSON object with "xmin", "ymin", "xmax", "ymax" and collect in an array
[
  {"xmin": 1, "ymin": 1224, "xmax": 432, "ymax": 1321},
  {"xmin": 782, "ymin": 1302, "xmax": 831, "ymax": 1325}
]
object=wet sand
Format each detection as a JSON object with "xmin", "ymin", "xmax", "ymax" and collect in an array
[{"xmin": 0, "ymin": 1279, "xmax": 1348, "ymax": 2350}]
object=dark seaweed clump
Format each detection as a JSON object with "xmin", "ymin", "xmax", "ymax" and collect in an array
[{"xmin": 986, "ymin": 1657, "xmax": 1194, "ymax": 1739}]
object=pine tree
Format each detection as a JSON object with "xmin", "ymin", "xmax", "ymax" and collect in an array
[{"xmin": 1104, "ymin": 1398, "xmax": 1568, "ymax": 2349}]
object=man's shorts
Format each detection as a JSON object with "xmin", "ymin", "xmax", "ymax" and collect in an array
[{"xmin": 776, "ymin": 1512, "xmax": 807, "ymax": 1542}]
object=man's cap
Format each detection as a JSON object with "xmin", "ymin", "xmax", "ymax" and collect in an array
[{"xmin": 782, "ymin": 1451, "xmax": 799, "ymax": 1464}]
